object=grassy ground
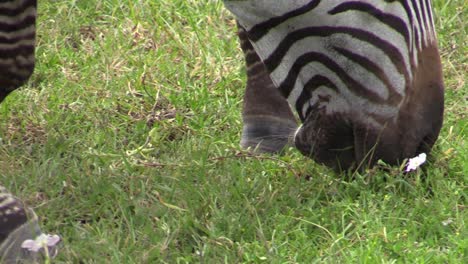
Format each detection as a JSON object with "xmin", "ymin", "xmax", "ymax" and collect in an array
[{"xmin": 0, "ymin": 0, "xmax": 466, "ymax": 263}]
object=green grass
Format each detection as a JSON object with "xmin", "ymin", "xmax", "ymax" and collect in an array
[{"xmin": 0, "ymin": 0, "xmax": 466, "ymax": 263}]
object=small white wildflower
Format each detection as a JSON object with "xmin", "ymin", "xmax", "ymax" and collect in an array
[
  {"xmin": 405, "ymin": 153, "xmax": 427, "ymax": 172},
  {"xmin": 442, "ymin": 219, "xmax": 453, "ymax": 226},
  {"xmin": 21, "ymin": 233, "xmax": 60, "ymax": 252}
]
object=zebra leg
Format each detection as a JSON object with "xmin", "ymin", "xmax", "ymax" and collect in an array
[
  {"xmin": 0, "ymin": 0, "xmax": 37, "ymax": 102},
  {"xmin": 0, "ymin": 186, "xmax": 60, "ymax": 262},
  {"xmin": 238, "ymin": 25, "xmax": 297, "ymax": 153},
  {"xmin": 0, "ymin": 1, "xmax": 60, "ymax": 262}
]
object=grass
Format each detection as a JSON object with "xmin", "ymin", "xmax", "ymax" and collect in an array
[{"xmin": 0, "ymin": 0, "xmax": 466, "ymax": 263}]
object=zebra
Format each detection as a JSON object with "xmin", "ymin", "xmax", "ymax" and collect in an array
[
  {"xmin": 0, "ymin": 0, "xmax": 59, "ymax": 262},
  {"xmin": 223, "ymin": 0, "xmax": 444, "ymax": 170},
  {"xmin": 0, "ymin": 0, "xmax": 445, "ymax": 258}
]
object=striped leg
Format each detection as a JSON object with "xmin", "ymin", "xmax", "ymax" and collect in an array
[
  {"xmin": 0, "ymin": 1, "xmax": 60, "ymax": 262},
  {"xmin": 0, "ymin": 0, "xmax": 37, "ymax": 102},
  {"xmin": 0, "ymin": 186, "xmax": 50, "ymax": 263},
  {"xmin": 238, "ymin": 25, "xmax": 298, "ymax": 153}
]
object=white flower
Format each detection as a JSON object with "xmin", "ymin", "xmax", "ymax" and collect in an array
[
  {"xmin": 405, "ymin": 153, "xmax": 427, "ymax": 172},
  {"xmin": 21, "ymin": 233, "xmax": 60, "ymax": 252},
  {"xmin": 442, "ymin": 218, "xmax": 453, "ymax": 226}
]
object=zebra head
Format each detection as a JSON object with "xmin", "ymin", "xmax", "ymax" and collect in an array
[{"xmin": 226, "ymin": 0, "xmax": 444, "ymax": 170}]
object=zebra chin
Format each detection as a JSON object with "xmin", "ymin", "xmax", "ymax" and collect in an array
[
  {"xmin": 294, "ymin": 107, "xmax": 443, "ymax": 172},
  {"xmin": 294, "ymin": 111, "xmax": 357, "ymax": 171}
]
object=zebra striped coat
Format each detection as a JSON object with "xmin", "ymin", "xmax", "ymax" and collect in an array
[
  {"xmin": 225, "ymin": 0, "xmax": 444, "ymax": 170},
  {"xmin": 0, "ymin": 0, "xmax": 36, "ymax": 102}
]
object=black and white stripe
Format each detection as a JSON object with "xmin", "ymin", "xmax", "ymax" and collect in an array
[
  {"xmin": 0, "ymin": 1, "xmax": 56, "ymax": 262},
  {"xmin": 0, "ymin": 184, "xmax": 60, "ymax": 263},
  {"xmin": 0, "ymin": 185, "xmax": 42, "ymax": 263},
  {"xmin": 225, "ymin": 0, "xmax": 437, "ymax": 126},
  {"xmin": 0, "ymin": 0, "xmax": 38, "ymax": 249},
  {"xmin": 0, "ymin": 0, "xmax": 36, "ymax": 101}
]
